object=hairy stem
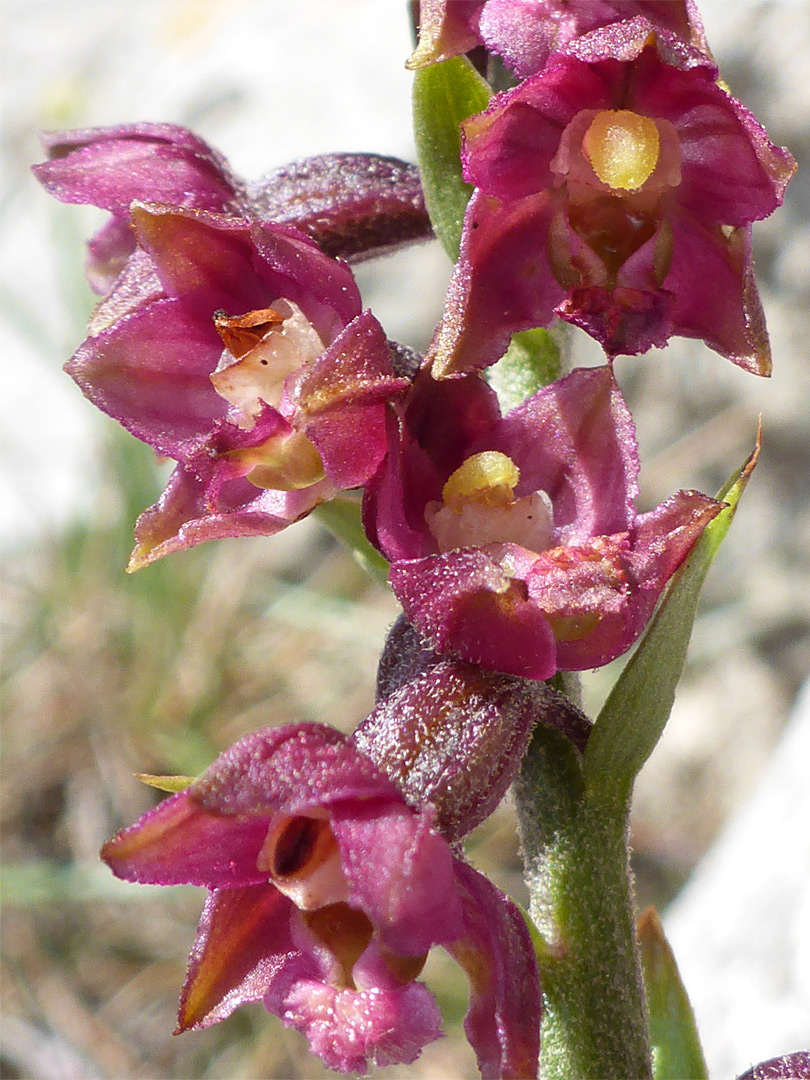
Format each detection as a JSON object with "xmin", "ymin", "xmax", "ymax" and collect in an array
[{"xmin": 515, "ymin": 722, "xmax": 652, "ymax": 1080}]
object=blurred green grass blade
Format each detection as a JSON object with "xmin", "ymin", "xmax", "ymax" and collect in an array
[
  {"xmin": 0, "ymin": 861, "xmax": 193, "ymax": 905},
  {"xmin": 412, "ymin": 56, "xmax": 492, "ymax": 261},
  {"xmin": 583, "ymin": 438, "xmax": 760, "ymax": 802},
  {"xmin": 637, "ymin": 907, "xmax": 708, "ymax": 1080}
]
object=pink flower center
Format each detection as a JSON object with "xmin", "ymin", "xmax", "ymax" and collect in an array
[{"xmin": 425, "ymin": 451, "xmax": 555, "ymax": 553}]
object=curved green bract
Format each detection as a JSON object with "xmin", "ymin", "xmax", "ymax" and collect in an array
[
  {"xmin": 583, "ymin": 438, "xmax": 760, "ymax": 803},
  {"xmin": 412, "ymin": 56, "xmax": 492, "ymax": 261},
  {"xmin": 638, "ymin": 907, "xmax": 708, "ymax": 1080}
]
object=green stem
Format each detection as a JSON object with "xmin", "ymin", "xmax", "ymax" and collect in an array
[{"xmin": 514, "ymin": 723, "xmax": 652, "ymax": 1080}]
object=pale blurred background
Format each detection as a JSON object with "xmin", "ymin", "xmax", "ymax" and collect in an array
[{"xmin": 1, "ymin": 2, "xmax": 808, "ymax": 1077}]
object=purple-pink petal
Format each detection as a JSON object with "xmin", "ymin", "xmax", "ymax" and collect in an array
[
  {"xmin": 550, "ymin": 490, "xmax": 723, "ymax": 670},
  {"xmin": 101, "ymin": 725, "xmax": 406, "ymax": 887},
  {"xmin": 177, "ymin": 884, "xmax": 297, "ymax": 1032},
  {"xmin": 100, "ymin": 789, "xmax": 273, "ymax": 888},
  {"xmin": 66, "ymin": 298, "xmax": 226, "ymax": 459},
  {"xmin": 666, "ymin": 210, "xmax": 770, "ymax": 374},
  {"xmin": 629, "ymin": 56, "xmax": 795, "ymax": 225},
  {"xmin": 447, "ymin": 860, "xmax": 540, "ymax": 1080},
  {"xmin": 33, "ymin": 123, "xmax": 244, "ymax": 294},
  {"xmin": 331, "ymin": 801, "xmax": 464, "ymax": 955},
  {"xmin": 130, "ymin": 204, "xmax": 270, "ymax": 315},
  {"xmin": 34, "ymin": 122, "xmax": 242, "ymax": 215},
  {"xmin": 295, "ymin": 309, "xmax": 409, "ymax": 489},
  {"xmin": 128, "ymin": 458, "xmax": 326, "ymax": 571},
  {"xmin": 391, "ymin": 545, "xmax": 559, "ymax": 681},
  {"xmin": 430, "ymin": 189, "xmax": 563, "ymax": 377},
  {"xmin": 408, "ymin": 0, "xmax": 485, "ymax": 67},
  {"xmin": 486, "ymin": 365, "xmax": 640, "ymax": 541},
  {"xmin": 462, "ymin": 59, "xmax": 609, "ymax": 198},
  {"xmin": 191, "ymin": 725, "xmax": 404, "ymax": 818}
]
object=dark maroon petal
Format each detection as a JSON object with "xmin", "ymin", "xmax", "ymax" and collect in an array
[
  {"xmin": 446, "ymin": 860, "xmax": 540, "ymax": 1080},
  {"xmin": 737, "ymin": 1051, "xmax": 810, "ymax": 1080},
  {"xmin": 462, "ymin": 57, "xmax": 610, "ymax": 198},
  {"xmin": 331, "ymin": 801, "xmax": 464, "ymax": 955},
  {"xmin": 249, "ymin": 153, "xmax": 431, "ymax": 261},
  {"xmin": 430, "ymin": 189, "xmax": 564, "ymax": 377},
  {"xmin": 177, "ymin": 884, "xmax": 296, "ymax": 1032},
  {"xmin": 666, "ymin": 210, "xmax": 771, "ymax": 375},
  {"xmin": 486, "ymin": 365, "xmax": 640, "ymax": 540},
  {"xmin": 390, "ymin": 546, "xmax": 559, "ymax": 680},
  {"xmin": 631, "ymin": 56, "xmax": 796, "ymax": 225},
  {"xmin": 66, "ymin": 298, "xmax": 226, "ymax": 459}
]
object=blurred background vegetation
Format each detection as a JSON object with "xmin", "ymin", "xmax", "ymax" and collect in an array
[{"xmin": 2, "ymin": 2, "xmax": 808, "ymax": 1077}]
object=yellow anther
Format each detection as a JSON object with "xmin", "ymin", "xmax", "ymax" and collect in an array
[
  {"xmin": 583, "ymin": 110, "xmax": 661, "ymax": 192},
  {"xmin": 441, "ymin": 451, "xmax": 520, "ymax": 510}
]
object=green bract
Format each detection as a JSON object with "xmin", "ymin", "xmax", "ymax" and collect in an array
[{"xmin": 412, "ymin": 56, "xmax": 491, "ymax": 261}]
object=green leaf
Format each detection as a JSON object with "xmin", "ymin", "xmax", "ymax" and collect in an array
[
  {"xmin": 312, "ymin": 497, "xmax": 390, "ymax": 585},
  {"xmin": 486, "ymin": 325, "xmax": 565, "ymax": 409},
  {"xmin": 583, "ymin": 438, "xmax": 760, "ymax": 802},
  {"xmin": 412, "ymin": 56, "xmax": 492, "ymax": 261},
  {"xmin": 637, "ymin": 907, "xmax": 708, "ymax": 1080}
]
